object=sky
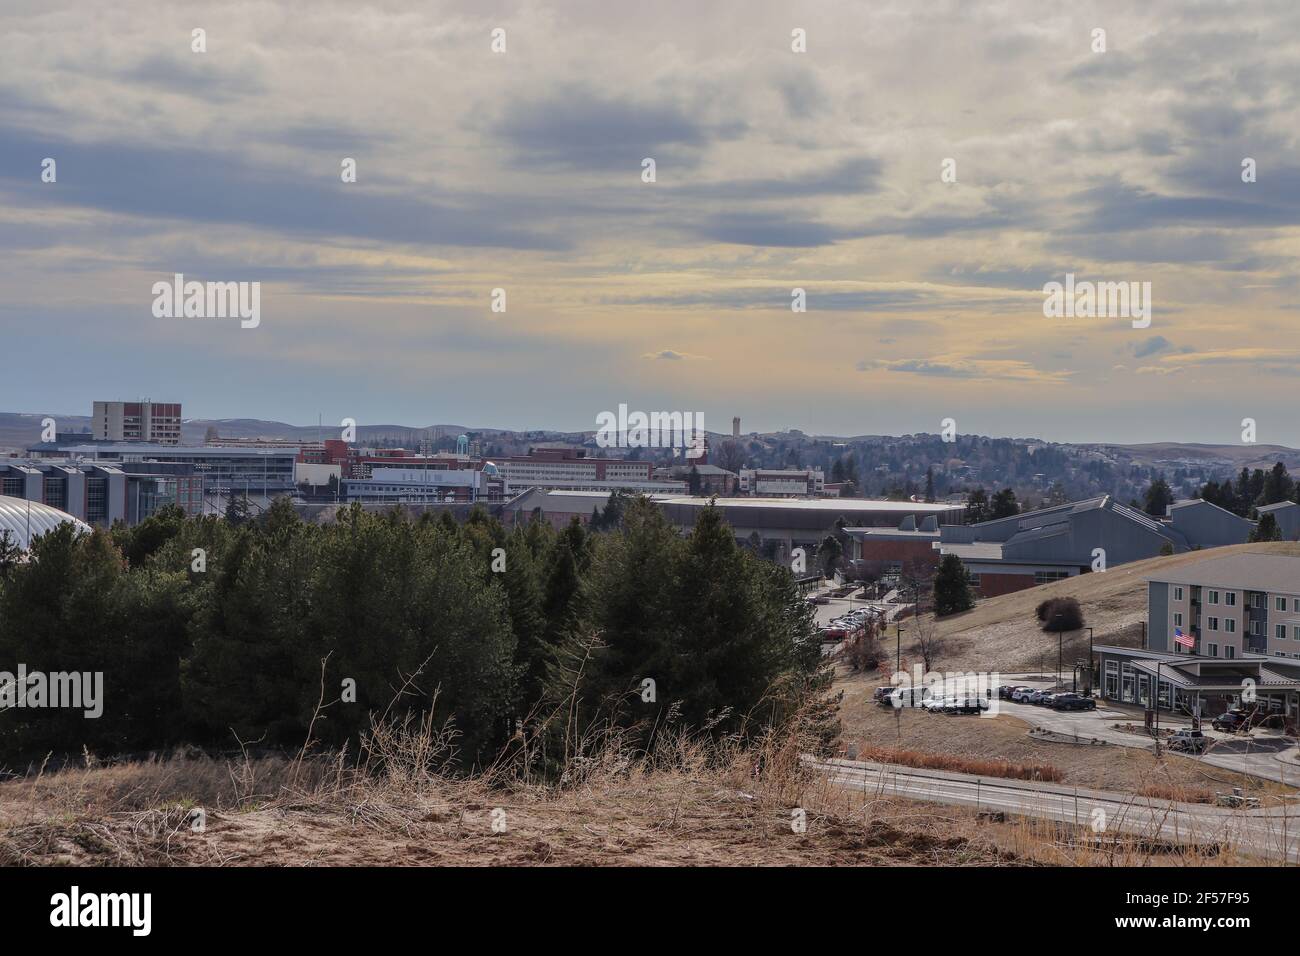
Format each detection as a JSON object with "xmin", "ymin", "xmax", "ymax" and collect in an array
[{"xmin": 2, "ymin": 0, "xmax": 1299, "ymax": 444}]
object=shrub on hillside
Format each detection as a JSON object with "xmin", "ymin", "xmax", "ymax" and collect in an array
[{"xmin": 1038, "ymin": 597, "xmax": 1085, "ymax": 632}]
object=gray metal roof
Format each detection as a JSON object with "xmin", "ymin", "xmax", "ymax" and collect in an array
[
  {"xmin": 0, "ymin": 495, "xmax": 92, "ymax": 550},
  {"xmin": 1148, "ymin": 552, "xmax": 1300, "ymax": 592}
]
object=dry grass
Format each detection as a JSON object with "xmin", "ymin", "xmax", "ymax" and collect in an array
[
  {"xmin": 904, "ymin": 542, "xmax": 1300, "ymax": 673},
  {"xmin": 1, "ymin": 706, "xmax": 1274, "ymax": 867},
  {"xmin": 854, "ymin": 745, "xmax": 1063, "ymax": 782},
  {"xmin": 1137, "ymin": 782, "xmax": 1217, "ymax": 804}
]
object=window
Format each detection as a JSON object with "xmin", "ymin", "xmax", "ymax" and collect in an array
[
  {"xmin": 1225, "ymin": 646, "xmax": 1236, "ymax": 659},
  {"xmin": 1208, "ymin": 590, "xmax": 1220, "ymax": 604},
  {"xmin": 1207, "ymin": 643, "xmax": 1219, "ymax": 657},
  {"xmin": 967, "ymin": 573, "xmax": 981, "ymax": 587},
  {"xmin": 1173, "ymin": 612, "xmax": 1183, "ymax": 627},
  {"xmin": 1294, "ymin": 626, "xmax": 1300, "ymax": 640},
  {"xmin": 1278, "ymin": 625, "xmax": 1287, "ymax": 641},
  {"xmin": 1207, "ymin": 617, "xmax": 1219, "ymax": 631},
  {"xmin": 1294, "ymin": 598, "xmax": 1300, "ymax": 612},
  {"xmin": 1278, "ymin": 597, "xmax": 1288, "ymax": 612},
  {"xmin": 1174, "ymin": 586, "xmax": 1184, "ymax": 601},
  {"xmin": 1224, "ymin": 592, "xmax": 1237, "ymax": 607},
  {"xmin": 1034, "ymin": 570, "xmax": 1070, "ymax": 585},
  {"xmin": 1224, "ymin": 619, "xmax": 1236, "ymax": 634}
]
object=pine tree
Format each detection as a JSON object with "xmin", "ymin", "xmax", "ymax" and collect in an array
[
  {"xmin": 1251, "ymin": 513, "xmax": 1283, "ymax": 542},
  {"xmin": 1143, "ymin": 477, "xmax": 1173, "ymax": 517},
  {"xmin": 932, "ymin": 553, "xmax": 974, "ymax": 616}
]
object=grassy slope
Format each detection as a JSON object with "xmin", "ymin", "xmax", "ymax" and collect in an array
[{"xmin": 918, "ymin": 542, "xmax": 1300, "ymax": 673}]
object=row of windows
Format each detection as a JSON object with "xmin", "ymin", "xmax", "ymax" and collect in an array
[
  {"xmin": 1173, "ymin": 584, "xmax": 1300, "ymax": 613},
  {"xmin": 1173, "ymin": 612, "xmax": 1238, "ymax": 635}
]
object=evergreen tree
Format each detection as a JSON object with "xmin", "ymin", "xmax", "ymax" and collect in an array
[
  {"xmin": 990, "ymin": 488, "xmax": 1019, "ymax": 519},
  {"xmin": 932, "ymin": 553, "xmax": 974, "ymax": 616},
  {"xmin": 965, "ymin": 488, "xmax": 990, "ymax": 524},
  {"xmin": 1251, "ymin": 513, "xmax": 1282, "ymax": 542},
  {"xmin": 1143, "ymin": 477, "xmax": 1174, "ymax": 517},
  {"xmin": 1260, "ymin": 462, "xmax": 1294, "ymax": 506}
]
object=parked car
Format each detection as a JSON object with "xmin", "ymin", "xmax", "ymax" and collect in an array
[
  {"xmin": 1211, "ymin": 711, "xmax": 1248, "ymax": 733},
  {"xmin": 997, "ymin": 685, "xmax": 1019, "ymax": 700},
  {"xmin": 1027, "ymin": 689, "xmax": 1055, "ymax": 705},
  {"xmin": 889, "ymin": 686, "xmax": 929, "ymax": 709},
  {"xmin": 1011, "ymin": 687, "xmax": 1037, "ymax": 703},
  {"xmin": 921, "ymin": 696, "xmax": 951, "ymax": 713},
  {"xmin": 872, "ymin": 686, "xmax": 896, "ymax": 706},
  {"xmin": 1167, "ymin": 729, "xmax": 1209, "ymax": 754},
  {"xmin": 1049, "ymin": 694, "xmax": 1097, "ymax": 712},
  {"xmin": 947, "ymin": 696, "xmax": 990, "ymax": 715}
]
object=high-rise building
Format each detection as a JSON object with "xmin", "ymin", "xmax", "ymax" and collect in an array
[
  {"xmin": 732, "ymin": 416, "xmax": 740, "ymax": 438},
  {"xmin": 92, "ymin": 401, "xmax": 182, "ymax": 445}
]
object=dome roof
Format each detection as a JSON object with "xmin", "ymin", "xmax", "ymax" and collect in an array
[{"xmin": 0, "ymin": 496, "xmax": 93, "ymax": 550}]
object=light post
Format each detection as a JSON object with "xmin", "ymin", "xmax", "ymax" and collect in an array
[
  {"xmin": 1086, "ymin": 627, "xmax": 1094, "ymax": 697},
  {"xmin": 1154, "ymin": 661, "xmax": 1162, "ymax": 757},
  {"xmin": 896, "ymin": 621, "xmax": 903, "ymax": 677}
]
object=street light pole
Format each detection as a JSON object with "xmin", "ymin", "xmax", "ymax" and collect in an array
[
  {"xmin": 1154, "ymin": 661, "xmax": 1162, "ymax": 757},
  {"xmin": 896, "ymin": 622, "xmax": 903, "ymax": 677},
  {"xmin": 1086, "ymin": 627, "xmax": 1094, "ymax": 697}
]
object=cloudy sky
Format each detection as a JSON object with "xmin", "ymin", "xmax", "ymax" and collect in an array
[{"xmin": 2, "ymin": 0, "xmax": 1298, "ymax": 443}]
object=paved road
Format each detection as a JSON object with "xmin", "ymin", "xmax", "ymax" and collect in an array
[{"xmin": 813, "ymin": 757, "xmax": 1300, "ymax": 862}]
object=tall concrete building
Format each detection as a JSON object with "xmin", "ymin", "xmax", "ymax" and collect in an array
[
  {"xmin": 92, "ymin": 400, "xmax": 182, "ymax": 445},
  {"xmin": 732, "ymin": 416, "xmax": 740, "ymax": 438}
]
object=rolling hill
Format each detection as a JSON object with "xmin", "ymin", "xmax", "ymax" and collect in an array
[{"xmin": 921, "ymin": 542, "xmax": 1300, "ymax": 673}]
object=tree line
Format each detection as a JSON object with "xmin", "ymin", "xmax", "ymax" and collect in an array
[{"xmin": 0, "ymin": 497, "xmax": 836, "ymax": 770}]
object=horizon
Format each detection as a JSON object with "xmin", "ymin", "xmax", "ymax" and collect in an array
[{"xmin": 9, "ymin": 406, "xmax": 1300, "ymax": 451}]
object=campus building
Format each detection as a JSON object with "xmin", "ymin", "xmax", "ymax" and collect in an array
[
  {"xmin": 737, "ymin": 467, "xmax": 825, "ymax": 497},
  {"xmin": 0, "ymin": 460, "xmax": 203, "ymax": 525},
  {"xmin": 500, "ymin": 490, "xmax": 962, "ymax": 561},
  {"xmin": 92, "ymin": 400, "xmax": 182, "ymax": 445},
  {"xmin": 849, "ymin": 495, "xmax": 1254, "ymax": 597},
  {"xmin": 27, "ymin": 440, "xmax": 298, "ymax": 501},
  {"xmin": 0, "ymin": 495, "xmax": 93, "ymax": 550},
  {"xmin": 1093, "ymin": 551, "xmax": 1300, "ymax": 718}
]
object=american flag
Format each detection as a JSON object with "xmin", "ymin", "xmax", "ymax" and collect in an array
[{"xmin": 1174, "ymin": 626, "xmax": 1194, "ymax": 649}]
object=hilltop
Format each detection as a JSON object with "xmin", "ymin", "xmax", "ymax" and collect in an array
[{"xmin": 919, "ymin": 542, "xmax": 1300, "ymax": 673}]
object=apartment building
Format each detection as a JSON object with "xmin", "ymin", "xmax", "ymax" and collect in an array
[
  {"xmin": 92, "ymin": 401, "xmax": 182, "ymax": 445},
  {"xmin": 1149, "ymin": 552, "xmax": 1300, "ymax": 661}
]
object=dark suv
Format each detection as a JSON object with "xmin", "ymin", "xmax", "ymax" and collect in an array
[
  {"xmin": 1211, "ymin": 711, "xmax": 1248, "ymax": 733},
  {"xmin": 1049, "ymin": 693, "xmax": 1097, "ymax": 711}
]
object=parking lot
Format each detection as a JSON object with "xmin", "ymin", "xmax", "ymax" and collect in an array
[{"xmin": 872, "ymin": 672, "xmax": 1300, "ymax": 783}]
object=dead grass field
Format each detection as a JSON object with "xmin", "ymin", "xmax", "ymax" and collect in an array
[
  {"xmin": 900, "ymin": 542, "xmax": 1300, "ymax": 674},
  {"xmin": 0, "ymin": 748, "xmax": 1258, "ymax": 868}
]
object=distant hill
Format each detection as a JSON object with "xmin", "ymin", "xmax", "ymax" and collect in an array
[{"xmin": 0, "ymin": 412, "xmax": 531, "ymax": 451}]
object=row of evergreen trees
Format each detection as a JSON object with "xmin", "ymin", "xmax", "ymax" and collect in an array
[{"xmin": 0, "ymin": 498, "xmax": 835, "ymax": 770}]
